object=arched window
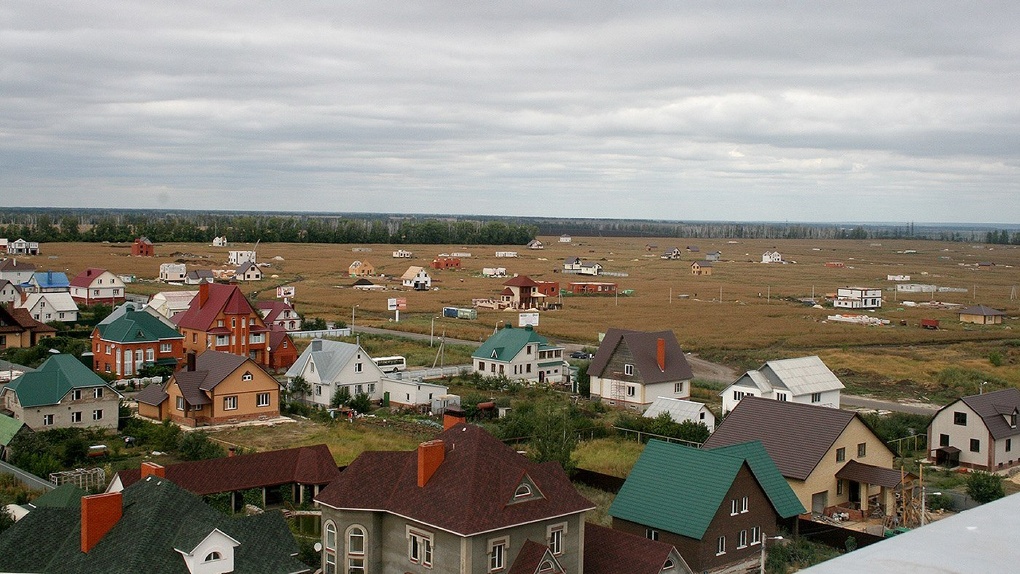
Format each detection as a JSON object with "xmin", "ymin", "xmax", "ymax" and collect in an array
[
  {"xmin": 324, "ymin": 521, "xmax": 337, "ymax": 574},
  {"xmin": 514, "ymin": 484, "xmax": 532, "ymax": 498},
  {"xmin": 346, "ymin": 525, "xmax": 367, "ymax": 574},
  {"xmin": 204, "ymin": 551, "xmax": 222, "ymax": 562}
]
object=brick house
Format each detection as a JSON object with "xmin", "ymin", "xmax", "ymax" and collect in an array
[
  {"xmin": 91, "ymin": 303, "xmax": 184, "ymax": 377},
  {"xmin": 130, "ymin": 237, "xmax": 154, "ymax": 257},
  {"xmin": 174, "ymin": 282, "xmax": 271, "ymax": 368},
  {"xmin": 0, "ymin": 303, "xmax": 56, "ymax": 350}
]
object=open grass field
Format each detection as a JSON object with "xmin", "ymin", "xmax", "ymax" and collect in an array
[{"xmin": 26, "ymin": 236, "xmax": 1020, "ymax": 400}]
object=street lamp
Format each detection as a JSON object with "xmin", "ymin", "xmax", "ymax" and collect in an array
[
  {"xmin": 430, "ymin": 316, "xmax": 440, "ymax": 347},
  {"xmin": 351, "ymin": 304, "xmax": 359, "ymax": 330},
  {"xmin": 760, "ymin": 534, "xmax": 784, "ymax": 574}
]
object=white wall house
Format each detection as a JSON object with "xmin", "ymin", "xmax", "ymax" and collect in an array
[
  {"xmin": 212, "ymin": 236, "xmax": 228, "ymax": 247},
  {"xmin": 587, "ymin": 328, "xmax": 693, "ymax": 411},
  {"xmin": 285, "ymin": 339, "xmax": 388, "ymax": 408},
  {"xmin": 70, "ymin": 268, "xmax": 126, "ymax": 305},
  {"xmin": 642, "ymin": 397, "xmax": 716, "ymax": 433},
  {"xmin": 400, "ymin": 266, "xmax": 431, "ymax": 290},
  {"xmin": 227, "ymin": 250, "xmax": 256, "ymax": 265},
  {"xmin": 471, "ymin": 325, "xmax": 566, "ymax": 384},
  {"xmin": 17, "ymin": 292, "xmax": 79, "ymax": 323},
  {"xmin": 833, "ymin": 287, "xmax": 882, "ymax": 309},
  {"xmin": 762, "ymin": 251, "xmax": 783, "ymax": 263},
  {"xmin": 928, "ymin": 388, "xmax": 1020, "ymax": 472},
  {"xmin": 382, "ymin": 377, "xmax": 449, "ymax": 410},
  {"xmin": 159, "ymin": 263, "xmax": 187, "ymax": 282},
  {"xmin": 720, "ymin": 355, "xmax": 844, "ymax": 414}
]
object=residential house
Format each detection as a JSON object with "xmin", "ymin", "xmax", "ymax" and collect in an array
[
  {"xmin": 431, "ymin": 256, "xmax": 461, "ymax": 270},
  {"xmin": 958, "ymin": 304, "xmax": 1006, "ymax": 325},
  {"xmin": 610, "ymin": 440, "xmax": 804, "ymax": 573},
  {"xmin": 482, "ymin": 267, "xmax": 507, "ymax": 278},
  {"xmin": 643, "ymin": 397, "xmax": 716, "ymax": 433},
  {"xmin": 500, "ymin": 275, "xmax": 547, "ymax": 309},
  {"xmin": 691, "ymin": 261, "xmax": 712, "ymax": 276},
  {"xmin": 401, "ymin": 266, "xmax": 431, "ymax": 290},
  {"xmin": 17, "ymin": 292, "xmax": 79, "ymax": 323},
  {"xmin": 314, "ymin": 423, "xmax": 596, "ymax": 574},
  {"xmin": 705, "ymin": 251, "xmax": 723, "ymax": 262},
  {"xmin": 833, "ymin": 287, "xmax": 882, "ymax": 309},
  {"xmin": 174, "ymin": 282, "xmax": 271, "ymax": 368},
  {"xmin": 563, "ymin": 257, "xmax": 602, "ymax": 276},
  {"xmin": 686, "ymin": 245, "xmax": 700, "ymax": 253},
  {"xmin": 704, "ymin": 397, "xmax": 902, "ymax": 516},
  {"xmin": 0, "ymin": 472, "xmax": 310, "ymax": 574},
  {"xmin": 0, "ymin": 412, "xmax": 30, "ymax": 461},
  {"xmin": 927, "ymin": 388, "xmax": 1020, "ymax": 471},
  {"xmin": 0, "ymin": 303, "xmax": 56, "ymax": 349},
  {"xmin": 584, "ymin": 523, "xmax": 691, "ymax": 574},
  {"xmin": 348, "ymin": 260, "xmax": 375, "ymax": 277},
  {"xmin": 91, "ymin": 303, "xmax": 184, "ymax": 378},
  {"xmin": 26, "ymin": 271, "xmax": 70, "ymax": 293},
  {"xmin": 0, "ymin": 258, "xmax": 36, "ymax": 285},
  {"xmin": 495, "ymin": 251, "xmax": 518, "ymax": 258},
  {"xmin": 235, "ymin": 261, "xmax": 262, "ymax": 281},
  {"xmin": 567, "ymin": 282, "xmax": 617, "ymax": 295},
  {"xmin": 257, "ymin": 300, "xmax": 302, "ymax": 331},
  {"xmin": 559, "ymin": 234, "xmax": 572, "ymax": 242},
  {"xmin": 527, "ymin": 239, "xmax": 544, "ymax": 250},
  {"xmin": 0, "ymin": 354, "xmax": 120, "ymax": 431},
  {"xmin": 284, "ymin": 339, "xmax": 388, "ymax": 408},
  {"xmin": 392, "ymin": 249, "xmax": 413, "ymax": 258},
  {"xmin": 267, "ymin": 326, "xmax": 298, "ymax": 371},
  {"xmin": 227, "ymin": 250, "xmax": 256, "ymax": 265},
  {"xmin": 472, "ymin": 324, "xmax": 565, "ymax": 384},
  {"xmin": 660, "ymin": 248, "xmax": 682, "ymax": 260},
  {"xmin": 159, "ymin": 263, "xmax": 187, "ymax": 282},
  {"xmin": 184, "ymin": 269, "xmax": 213, "ymax": 285},
  {"xmin": 108, "ymin": 445, "xmax": 340, "ymax": 510},
  {"xmin": 720, "ymin": 356, "xmax": 845, "ymax": 415},
  {"xmin": 0, "ymin": 279, "xmax": 19, "ymax": 304},
  {"xmin": 147, "ymin": 290, "xmax": 198, "ymax": 319},
  {"xmin": 352, "ymin": 278, "xmax": 383, "ymax": 291},
  {"xmin": 135, "ymin": 351, "xmax": 282, "ymax": 426},
  {"xmin": 131, "ymin": 237, "xmax": 155, "ymax": 256},
  {"xmin": 70, "ymin": 268, "xmax": 126, "ymax": 306},
  {"xmin": 6, "ymin": 239, "xmax": 39, "ymax": 255},
  {"xmin": 587, "ymin": 328, "xmax": 693, "ymax": 411},
  {"xmin": 762, "ymin": 251, "xmax": 783, "ymax": 264}
]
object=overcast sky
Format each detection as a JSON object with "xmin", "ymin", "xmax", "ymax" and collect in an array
[{"xmin": 1, "ymin": 2, "xmax": 1018, "ymax": 223}]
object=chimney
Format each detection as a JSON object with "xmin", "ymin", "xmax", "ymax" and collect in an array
[
  {"xmin": 657, "ymin": 338, "xmax": 666, "ymax": 372},
  {"xmin": 186, "ymin": 352, "xmax": 196, "ymax": 372},
  {"xmin": 417, "ymin": 440, "xmax": 445, "ymax": 487},
  {"xmin": 311, "ymin": 339, "xmax": 322, "ymax": 352},
  {"xmin": 443, "ymin": 407, "xmax": 466, "ymax": 430},
  {"xmin": 228, "ymin": 447, "xmax": 236, "ymax": 457},
  {"xmin": 198, "ymin": 281, "xmax": 210, "ymax": 307},
  {"xmin": 140, "ymin": 461, "xmax": 165, "ymax": 479},
  {"xmin": 81, "ymin": 492, "xmax": 123, "ymax": 553}
]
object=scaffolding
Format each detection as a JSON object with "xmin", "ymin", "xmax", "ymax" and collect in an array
[{"xmin": 50, "ymin": 467, "xmax": 107, "ymax": 491}]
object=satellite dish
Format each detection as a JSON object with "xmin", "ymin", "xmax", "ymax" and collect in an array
[{"xmin": 313, "ymin": 542, "xmax": 323, "ymax": 553}]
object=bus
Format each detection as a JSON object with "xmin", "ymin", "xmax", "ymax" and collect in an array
[{"xmin": 372, "ymin": 356, "xmax": 407, "ymax": 373}]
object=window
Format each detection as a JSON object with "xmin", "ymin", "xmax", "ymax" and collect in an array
[
  {"xmin": 857, "ymin": 443, "xmax": 867, "ymax": 457},
  {"xmin": 488, "ymin": 536, "xmax": 508, "ymax": 571},
  {"xmin": 547, "ymin": 523, "xmax": 565, "ymax": 555},
  {"xmin": 776, "ymin": 393, "xmax": 788, "ymax": 402},
  {"xmin": 176, "ymin": 396, "xmax": 185, "ymax": 411},
  {"xmin": 674, "ymin": 382, "xmax": 683, "ymax": 393},
  {"xmin": 478, "ymin": 361, "xmax": 485, "ymax": 372},
  {"xmin": 216, "ymin": 335, "xmax": 229, "ymax": 346},
  {"xmin": 249, "ymin": 333, "xmax": 264, "ymax": 344},
  {"xmin": 645, "ymin": 528, "xmax": 659, "ymax": 541},
  {"xmin": 315, "ymin": 385, "xmax": 322, "ymax": 396},
  {"xmin": 231, "ymin": 318, "xmax": 236, "ymax": 328},
  {"xmin": 730, "ymin": 499, "xmax": 738, "ymax": 515},
  {"xmin": 242, "ymin": 371, "xmax": 253, "ymax": 381},
  {"xmin": 94, "ymin": 388, "xmax": 104, "ymax": 399},
  {"xmin": 204, "ymin": 551, "xmax": 222, "ymax": 562},
  {"xmin": 514, "ymin": 484, "xmax": 532, "ymax": 499},
  {"xmin": 356, "ymin": 384, "xmax": 363, "ymax": 395},
  {"xmin": 751, "ymin": 526, "xmax": 761, "ymax": 545},
  {"xmin": 837, "ymin": 479, "xmax": 844, "ymax": 495},
  {"xmin": 738, "ymin": 529, "xmax": 748, "ymax": 548},
  {"xmin": 1008, "ymin": 439, "xmax": 1013, "ymax": 452},
  {"xmin": 408, "ymin": 529, "xmax": 434, "ymax": 567},
  {"xmin": 71, "ymin": 411, "xmax": 82, "ymax": 423},
  {"xmin": 970, "ymin": 438, "xmax": 980, "ymax": 453},
  {"xmin": 224, "ymin": 396, "xmax": 238, "ymax": 411},
  {"xmin": 355, "ymin": 362, "xmax": 363, "ymax": 373},
  {"xmin": 940, "ymin": 434, "xmax": 950, "ymax": 447},
  {"xmin": 716, "ymin": 536, "xmax": 726, "ymax": 556},
  {"xmin": 811, "ymin": 392, "xmax": 821, "ymax": 403},
  {"xmin": 347, "ymin": 526, "xmax": 366, "ymax": 574},
  {"xmin": 368, "ymin": 383, "xmax": 376, "ymax": 394},
  {"xmin": 836, "ymin": 447, "xmax": 846, "ymax": 462},
  {"xmin": 627, "ymin": 386, "xmax": 636, "ymax": 397},
  {"xmin": 92, "ymin": 409, "xmax": 103, "ymax": 421},
  {"xmin": 954, "ymin": 411, "xmax": 967, "ymax": 425},
  {"xmin": 72, "ymin": 389, "xmax": 82, "ymax": 401},
  {"xmin": 257, "ymin": 393, "xmax": 270, "ymax": 407},
  {"xmin": 42, "ymin": 414, "xmax": 53, "ymax": 426},
  {"xmin": 324, "ymin": 521, "xmax": 337, "ymax": 574},
  {"xmin": 160, "ymin": 343, "xmax": 172, "ymax": 353},
  {"xmin": 624, "ymin": 364, "xmax": 634, "ymax": 376},
  {"xmin": 741, "ymin": 496, "xmax": 748, "ymax": 513}
]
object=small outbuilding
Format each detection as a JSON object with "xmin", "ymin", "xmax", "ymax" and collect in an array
[{"xmin": 958, "ymin": 305, "xmax": 1006, "ymax": 325}]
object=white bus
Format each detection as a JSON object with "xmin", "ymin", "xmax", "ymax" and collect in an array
[{"xmin": 372, "ymin": 356, "xmax": 407, "ymax": 373}]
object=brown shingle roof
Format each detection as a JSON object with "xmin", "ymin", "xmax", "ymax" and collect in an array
[
  {"xmin": 959, "ymin": 304, "xmax": 1006, "ymax": 317},
  {"xmin": 507, "ymin": 540, "xmax": 560, "ymax": 574},
  {"xmin": 583, "ymin": 523, "xmax": 680, "ymax": 574},
  {"xmin": 315, "ymin": 424, "xmax": 594, "ymax": 536},
  {"xmin": 956, "ymin": 388, "xmax": 1020, "ymax": 441},
  {"xmin": 703, "ymin": 397, "xmax": 858, "ymax": 481},
  {"xmin": 115, "ymin": 444, "xmax": 339, "ymax": 495},
  {"xmin": 169, "ymin": 351, "xmax": 257, "ymax": 406},
  {"xmin": 836, "ymin": 459, "xmax": 912, "ymax": 489},
  {"xmin": 588, "ymin": 328, "xmax": 694, "ymax": 384}
]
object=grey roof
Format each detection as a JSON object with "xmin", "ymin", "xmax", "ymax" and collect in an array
[
  {"xmin": 285, "ymin": 338, "xmax": 382, "ymax": 383},
  {"xmin": 728, "ymin": 370, "xmax": 773, "ymax": 393},
  {"xmin": 749, "ymin": 356, "xmax": 844, "ymax": 396},
  {"xmin": 135, "ymin": 383, "xmax": 169, "ymax": 406},
  {"xmin": 703, "ymin": 397, "xmax": 863, "ymax": 481},
  {"xmin": 643, "ymin": 397, "xmax": 711, "ymax": 423},
  {"xmin": 959, "ymin": 304, "xmax": 1006, "ymax": 317},
  {"xmin": 588, "ymin": 328, "xmax": 693, "ymax": 384},
  {"xmin": 947, "ymin": 388, "xmax": 1020, "ymax": 441}
]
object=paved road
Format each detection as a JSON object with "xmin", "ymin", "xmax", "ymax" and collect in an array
[{"xmin": 841, "ymin": 394, "xmax": 941, "ymax": 415}]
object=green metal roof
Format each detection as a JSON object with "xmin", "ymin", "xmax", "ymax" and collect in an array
[
  {"xmin": 609, "ymin": 440, "xmax": 805, "ymax": 540},
  {"xmin": 707, "ymin": 441, "xmax": 806, "ymax": 518},
  {"xmin": 2, "ymin": 354, "xmax": 113, "ymax": 407},
  {"xmin": 0, "ymin": 413, "xmax": 25, "ymax": 446},
  {"xmin": 472, "ymin": 325, "xmax": 548, "ymax": 362},
  {"xmin": 96, "ymin": 309, "xmax": 183, "ymax": 344},
  {"xmin": 30, "ymin": 484, "xmax": 85, "ymax": 509}
]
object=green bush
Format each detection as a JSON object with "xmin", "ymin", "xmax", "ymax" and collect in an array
[
  {"xmin": 966, "ymin": 471, "xmax": 1005, "ymax": 504},
  {"xmin": 178, "ymin": 431, "xmax": 226, "ymax": 461}
]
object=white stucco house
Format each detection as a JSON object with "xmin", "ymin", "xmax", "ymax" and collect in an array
[
  {"xmin": 720, "ymin": 355, "xmax": 844, "ymax": 415},
  {"xmin": 400, "ymin": 266, "xmax": 431, "ymax": 290},
  {"xmin": 833, "ymin": 287, "xmax": 883, "ymax": 309},
  {"xmin": 16, "ymin": 292, "xmax": 80, "ymax": 323},
  {"xmin": 642, "ymin": 397, "xmax": 716, "ymax": 433},
  {"xmin": 928, "ymin": 388, "xmax": 1020, "ymax": 471}
]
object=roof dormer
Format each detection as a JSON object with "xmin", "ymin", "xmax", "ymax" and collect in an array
[{"xmin": 175, "ymin": 528, "xmax": 240, "ymax": 574}]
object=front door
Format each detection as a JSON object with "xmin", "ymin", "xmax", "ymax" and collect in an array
[{"xmin": 812, "ymin": 491, "xmax": 828, "ymax": 514}]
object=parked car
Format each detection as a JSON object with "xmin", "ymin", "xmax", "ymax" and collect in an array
[{"xmin": 569, "ymin": 350, "xmax": 593, "ymax": 359}]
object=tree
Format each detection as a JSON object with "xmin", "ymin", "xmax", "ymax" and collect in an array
[
  {"xmin": 966, "ymin": 471, "xmax": 1005, "ymax": 504},
  {"xmin": 575, "ymin": 360, "xmax": 591, "ymax": 398},
  {"xmin": 349, "ymin": 392, "xmax": 372, "ymax": 414},
  {"xmin": 179, "ymin": 431, "xmax": 226, "ymax": 461},
  {"xmin": 302, "ymin": 317, "xmax": 327, "ymax": 331},
  {"xmin": 289, "ymin": 376, "xmax": 311, "ymax": 403},
  {"xmin": 529, "ymin": 403, "xmax": 578, "ymax": 474},
  {"xmin": 331, "ymin": 386, "xmax": 351, "ymax": 409}
]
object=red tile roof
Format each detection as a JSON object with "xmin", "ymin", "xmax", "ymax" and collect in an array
[
  {"xmin": 0, "ymin": 304, "xmax": 56, "ymax": 335},
  {"xmin": 507, "ymin": 540, "xmax": 561, "ymax": 574},
  {"xmin": 175, "ymin": 283, "xmax": 263, "ymax": 331},
  {"xmin": 583, "ymin": 523, "xmax": 680, "ymax": 574},
  {"xmin": 69, "ymin": 267, "xmax": 109, "ymax": 288},
  {"xmin": 115, "ymin": 444, "xmax": 339, "ymax": 495},
  {"xmin": 504, "ymin": 275, "xmax": 539, "ymax": 287},
  {"xmin": 315, "ymin": 424, "xmax": 594, "ymax": 536}
]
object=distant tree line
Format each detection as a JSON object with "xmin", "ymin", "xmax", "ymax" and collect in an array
[{"xmin": 0, "ymin": 208, "xmax": 1013, "ymax": 244}]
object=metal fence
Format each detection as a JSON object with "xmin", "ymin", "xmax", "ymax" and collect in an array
[
  {"xmin": 289, "ymin": 328, "xmax": 353, "ymax": 339},
  {"xmin": 612, "ymin": 426, "xmax": 704, "ymax": 448}
]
